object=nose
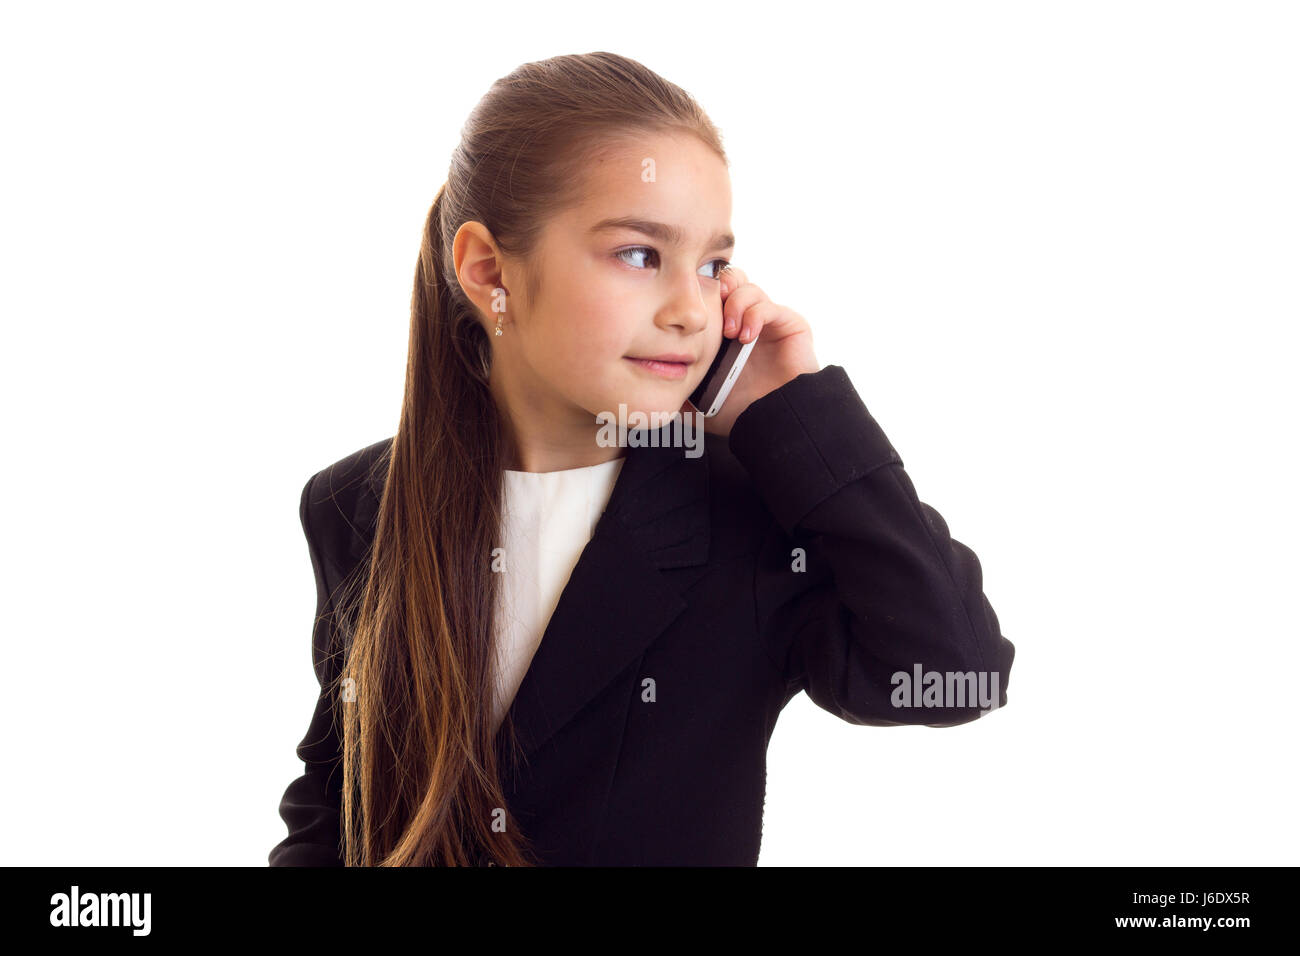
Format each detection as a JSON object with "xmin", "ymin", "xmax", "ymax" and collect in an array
[{"xmin": 656, "ymin": 267, "xmax": 711, "ymax": 337}]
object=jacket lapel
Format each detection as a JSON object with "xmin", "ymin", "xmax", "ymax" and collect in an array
[
  {"xmin": 358, "ymin": 427, "xmax": 713, "ymax": 766},
  {"xmin": 498, "ymin": 426, "xmax": 712, "ymax": 763}
]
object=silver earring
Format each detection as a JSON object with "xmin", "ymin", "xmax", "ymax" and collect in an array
[{"xmin": 495, "ymin": 314, "xmax": 504, "ymax": 336}]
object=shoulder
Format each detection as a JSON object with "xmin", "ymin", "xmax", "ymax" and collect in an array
[{"xmin": 299, "ymin": 436, "xmax": 393, "ymax": 570}]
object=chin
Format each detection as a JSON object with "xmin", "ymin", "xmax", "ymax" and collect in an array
[{"xmin": 593, "ymin": 394, "xmax": 690, "ymax": 430}]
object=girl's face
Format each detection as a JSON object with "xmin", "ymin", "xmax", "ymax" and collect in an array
[{"xmin": 486, "ymin": 131, "xmax": 733, "ymax": 470}]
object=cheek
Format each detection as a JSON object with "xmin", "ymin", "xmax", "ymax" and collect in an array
[
  {"xmin": 528, "ymin": 307, "xmax": 620, "ymax": 394},
  {"xmin": 559, "ymin": 289, "xmax": 635, "ymax": 359},
  {"xmin": 531, "ymin": 261, "xmax": 652, "ymax": 376}
]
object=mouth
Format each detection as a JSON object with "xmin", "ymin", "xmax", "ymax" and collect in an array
[{"xmin": 624, "ymin": 355, "xmax": 694, "ymax": 380}]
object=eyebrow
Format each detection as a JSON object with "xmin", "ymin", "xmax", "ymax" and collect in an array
[{"xmin": 589, "ymin": 216, "xmax": 735, "ymax": 252}]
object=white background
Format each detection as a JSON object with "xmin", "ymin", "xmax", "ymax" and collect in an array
[{"xmin": 2, "ymin": 0, "xmax": 1295, "ymax": 866}]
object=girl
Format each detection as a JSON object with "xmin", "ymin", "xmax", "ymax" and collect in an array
[{"xmin": 269, "ymin": 51, "xmax": 1014, "ymax": 867}]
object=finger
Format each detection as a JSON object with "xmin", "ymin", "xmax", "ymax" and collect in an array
[
  {"xmin": 723, "ymin": 283, "xmax": 767, "ymax": 337},
  {"xmin": 736, "ymin": 299, "xmax": 784, "ymax": 344},
  {"xmin": 718, "ymin": 265, "xmax": 749, "ymax": 300}
]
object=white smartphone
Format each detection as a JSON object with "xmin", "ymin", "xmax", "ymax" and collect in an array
[{"xmin": 688, "ymin": 333, "xmax": 756, "ymax": 417}]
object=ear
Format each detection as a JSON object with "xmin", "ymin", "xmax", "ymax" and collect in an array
[{"xmin": 452, "ymin": 220, "xmax": 510, "ymax": 325}]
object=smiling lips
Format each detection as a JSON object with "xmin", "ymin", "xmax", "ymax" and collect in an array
[{"xmin": 625, "ymin": 355, "xmax": 694, "ymax": 380}]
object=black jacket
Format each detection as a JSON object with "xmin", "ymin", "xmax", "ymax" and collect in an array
[{"xmin": 268, "ymin": 364, "xmax": 1015, "ymax": 866}]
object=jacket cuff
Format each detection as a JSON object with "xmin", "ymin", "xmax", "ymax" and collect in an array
[{"xmin": 728, "ymin": 364, "xmax": 902, "ymax": 533}]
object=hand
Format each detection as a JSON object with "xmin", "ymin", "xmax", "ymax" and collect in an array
[{"xmin": 681, "ymin": 266, "xmax": 821, "ymax": 438}]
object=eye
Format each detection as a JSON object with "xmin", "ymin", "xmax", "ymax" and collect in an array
[
  {"xmin": 702, "ymin": 258, "xmax": 731, "ymax": 281},
  {"xmin": 614, "ymin": 246, "xmax": 659, "ymax": 270},
  {"xmin": 614, "ymin": 247, "xmax": 731, "ymax": 280}
]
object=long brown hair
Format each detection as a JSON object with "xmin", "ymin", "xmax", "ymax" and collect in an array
[{"xmin": 327, "ymin": 52, "xmax": 728, "ymax": 865}]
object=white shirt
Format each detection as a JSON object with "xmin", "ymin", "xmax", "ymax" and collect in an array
[{"xmin": 491, "ymin": 455, "xmax": 626, "ymax": 732}]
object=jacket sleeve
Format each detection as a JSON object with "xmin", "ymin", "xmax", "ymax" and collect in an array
[
  {"xmin": 729, "ymin": 364, "xmax": 1014, "ymax": 728},
  {"xmin": 268, "ymin": 473, "xmax": 347, "ymax": 866}
]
